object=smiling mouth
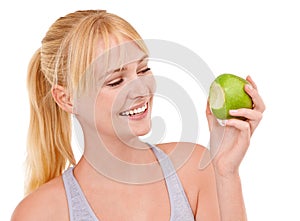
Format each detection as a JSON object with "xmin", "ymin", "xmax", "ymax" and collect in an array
[{"xmin": 119, "ymin": 102, "xmax": 148, "ymax": 117}]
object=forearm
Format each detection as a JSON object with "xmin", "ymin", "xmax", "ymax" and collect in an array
[{"xmin": 214, "ymin": 171, "xmax": 247, "ymax": 221}]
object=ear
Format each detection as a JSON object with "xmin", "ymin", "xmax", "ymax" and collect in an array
[{"xmin": 51, "ymin": 85, "xmax": 74, "ymax": 114}]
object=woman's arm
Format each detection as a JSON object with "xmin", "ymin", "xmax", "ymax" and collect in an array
[
  {"xmin": 206, "ymin": 76, "xmax": 265, "ymax": 221},
  {"xmin": 214, "ymin": 172, "xmax": 247, "ymax": 221}
]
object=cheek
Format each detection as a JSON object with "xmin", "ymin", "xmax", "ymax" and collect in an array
[
  {"xmin": 94, "ymin": 91, "xmax": 114, "ymax": 125},
  {"xmin": 94, "ymin": 89, "xmax": 132, "ymax": 138},
  {"xmin": 145, "ymin": 74, "xmax": 156, "ymax": 94}
]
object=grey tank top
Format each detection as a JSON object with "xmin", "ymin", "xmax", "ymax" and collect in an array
[{"xmin": 62, "ymin": 143, "xmax": 195, "ymax": 221}]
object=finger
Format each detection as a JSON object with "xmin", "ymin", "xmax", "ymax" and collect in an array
[
  {"xmin": 206, "ymin": 100, "xmax": 212, "ymax": 116},
  {"xmin": 245, "ymin": 75, "xmax": 266, "ymax": 112},
  {"xmin": 246, "ymin": 75, "xmax": 258, "ymax": 90},
  {"xmin": 229, "ymin": 109, "xmax": 263, "ymax": 123},
  {"xmin": 226, "ymin": 118, "xmax": 251, "ymax": 132},
  {"xmin": 229, "ymin": 108, "xmax": 263, "ymax": 133},
  {"xmin": 244, "ymin": 83, "xmax": 266, "ymax": 113},
  {"xmin": 206, "ymin": 100, "xmax": 214, "ymax": 132},
  {"xmin": 225, "ymin": 119, "xmax": 251, "ymax": 145}
]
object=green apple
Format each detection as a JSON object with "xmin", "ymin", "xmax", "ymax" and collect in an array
[{"xmin": 209, "ymin": 73, "xmax": 253, "ymax": 120}]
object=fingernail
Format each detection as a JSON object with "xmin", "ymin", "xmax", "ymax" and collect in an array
[
  {"xmin": 247, "ymin": 84, "xmax": 253, "ymax": 90},
  {"xmin": 229, "ymin": 109, "xmax": 238, "ymax": 114},
  {"xmin": 217, "ymin": 119, "xmax": 227, "ymax": 126},
  {"xmin": 222, "ymin": 120, "xmax": 228, "ymax": 126}
]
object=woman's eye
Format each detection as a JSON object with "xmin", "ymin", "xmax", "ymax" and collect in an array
[
  {"xmin": 107, "ymin": 79, "xmax": 124, "ymax": 87},
  {"xmin": 138, "ymin": 67, "xmax": 151, "ymax": 75}
]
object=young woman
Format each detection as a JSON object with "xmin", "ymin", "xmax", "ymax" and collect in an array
[{"xmin": 11, "ymin": 10, "xmax": 265, "ymax": 221}]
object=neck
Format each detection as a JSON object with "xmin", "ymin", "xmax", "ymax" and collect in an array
[
  {"xmin": 75, "ymin": 124, "xmax": 164, "ymax": 185},
  {"xmin": 83, "ymin": 127, "xmax": 155, "ymax": 163}
]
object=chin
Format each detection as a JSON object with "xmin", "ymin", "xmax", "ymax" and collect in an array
[{"xmin": 131, "ymin": 122, "xmax": 151, "ymax": 137}]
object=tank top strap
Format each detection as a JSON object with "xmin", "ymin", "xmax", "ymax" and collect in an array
[
  {"xmin": 62, "ymin": 167, "xmax": 99, "ymax": 221},
  {"xmin": 147, "ymin": 143, "xmax": 195, "ymax": 221}
]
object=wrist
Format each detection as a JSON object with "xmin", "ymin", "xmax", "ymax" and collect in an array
[{"xmin": 212, "ymin": 163, "xmax": 241, "ymax": 180}]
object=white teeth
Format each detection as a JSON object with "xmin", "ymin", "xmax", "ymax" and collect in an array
[{"xmin": 120, "ymin": 103, "xmax": 148, "ymax": 116}]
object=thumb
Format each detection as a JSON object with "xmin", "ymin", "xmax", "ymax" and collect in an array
[{"xmin": 206, "ymin": 100, "xmax": 214, "ymax": 132}]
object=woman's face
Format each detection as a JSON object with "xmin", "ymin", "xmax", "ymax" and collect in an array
[{"xmin": 93, "ymin": 41, "xmax": 156, "ymax": 143}]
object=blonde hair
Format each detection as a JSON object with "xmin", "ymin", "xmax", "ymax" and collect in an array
[{"xmin": 26, "ymin": 10, "xmax": 147, "ymax": 194}]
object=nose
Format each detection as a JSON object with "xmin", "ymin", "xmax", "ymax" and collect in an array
[{"xmin": 127, "ymin": 74, "xmax": 156, "ymax": 100}]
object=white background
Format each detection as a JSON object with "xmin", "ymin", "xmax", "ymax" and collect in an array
[{"xmin": 1, "ymin": 0, "xmax": 300, "ymax": 220}]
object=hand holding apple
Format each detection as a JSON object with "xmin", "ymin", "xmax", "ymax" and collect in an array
[{"xmin": 206, "ymin": 75, "xmax": 265, "ymax": 176}]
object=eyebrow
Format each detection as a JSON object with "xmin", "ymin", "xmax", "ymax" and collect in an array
[{"xmin": 111, "ymin": 55, "xmax": 149, "ymax": 74}]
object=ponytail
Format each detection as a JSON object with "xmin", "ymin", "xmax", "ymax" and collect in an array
[{"xmin": 25, "ymin": 49, "xmax": 75, "ymax": 195}]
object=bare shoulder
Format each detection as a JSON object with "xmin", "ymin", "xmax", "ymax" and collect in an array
[
  {"xmin": 156, "ymin": 141, "xmax": 215, "ymax": 187},
  {"xmin": 11, "ymin": 176, "xmax": 68, "ymax": 221},
  {"xmin": 156, "ymin": 141, "xmax": 207, "ymax": 164}
]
